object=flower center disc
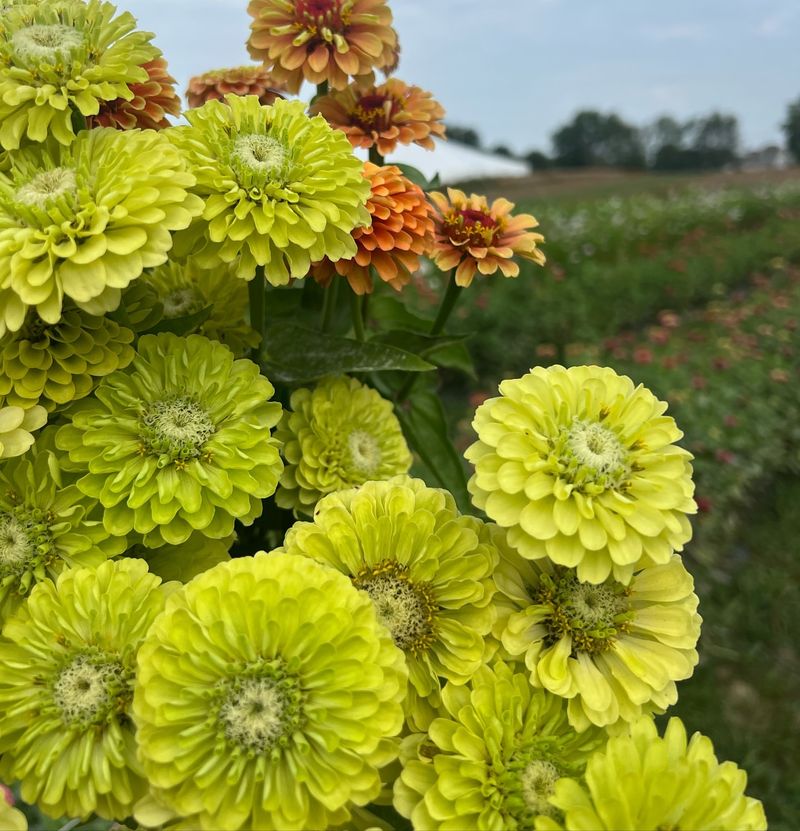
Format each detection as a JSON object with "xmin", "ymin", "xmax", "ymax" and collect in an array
[
  {"xmin": 445, "ymin": 208, "xmax": 498, "ymax": 247},
  {"xmin": 217, "ymin": 664, "xmax": 304, "ymax": 755},
  {"xmin": 520, "ymin": 759, "xmax": 560, "ymax": 817},
  {"xmin": 0, "ymin": 515, "xmax": 32, "ymax": 568},
  {"xmin": 16, "ymin": 167, "xmax": 77, "ymax": 209},
  {"xmin": 53, "ymin": 654, "xmax": 130, "ymax": 727},
  {"xmin": 162, "ymin": 287, "xmax": 204, "ymax": 319},
  {"xmin": 231, "ymin": 134, "xmax": 290, "ymax": 187},
  {"xmin": 11, "ymin": 24, "xmax": 84, "ymax": 66},
  {"xmin": 347, "ymin": 429, "xmax": 382, "ymax": 474},
  {"xmin": 353, "ymin": 93, "xmax": 395, "ymax": 131},
  {"xmin": 556, "ymin": 418, "xmax": 631, "ymax": 491},
  {"xmin": 296, "ymin": 0, "xmax": 347, "ymax": 31},
  {"xmin": 535, "ymin": 572, "xmax": 632, "ymax": 654},
  {"xmin": 353, "ymin": 561, "xmax": 437, "ymax": 654},
  {"xmin": 139, "ymin": 396, "xmax": 215, "ymax": 463}
]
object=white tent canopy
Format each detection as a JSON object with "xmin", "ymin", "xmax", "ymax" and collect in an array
[{"xmin": 376, "ymin": 139, "xmax": 530, "ymax": 184}]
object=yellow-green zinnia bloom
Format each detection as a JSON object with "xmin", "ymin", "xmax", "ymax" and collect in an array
[
  {"xmin": 283, "ymin": 476, "xmax": 497, "ymax": 729},
  {"xmin": 142, "ymin": 258, "xmax": 259, "ymax": 357},
  {"xmin": 535, "ymin": 716, "xmax": 767, "ymax": 831},
  {"xmin": 276, "ymin": 375, "xmax": 412, "ymax": 514},
  {"xmin": 0, "ymin": 438, "xmax": 121, "ymax": 620},
  {"xmin": 56, "ymin": 333, "xmax": 283, "ymax": 547},
  {"xmin": 494, "ymin": 529, "xmax": 701, "ymax": 731},
  {"xmin": 0, "ymin": 403, "xmax": 45, "ymax": 457},
  {"xmin": 0, "ymin": 559, "xmax": 174, "ymax": 820},
  {"xmin": 0, "ymin": 305, "xmax": 135, "ymax": 411},
  {"xmin": 0, "ymin": 127, "xmax": 202, "ymax": 337},
  {"xmin": 168, "ymin": 95, "xmax": 371, "ymax": 283},
  {"xmin": 133, "ymin": 552, "xmax": 407, "ymax": 831},
  {"xmin": 0, "ymin": 0, "xmax": 159, "ymax": 149},
  {"xmin": 0, "ymin": 794, "xmax": 26, "ymax": 831},
  {"xmin": 394, "ymin": 661, "xmax": 607, "ymax": 830},
  {"xmin": 466, "ymin": 365, "xmax": 696, "ymax": 585},
  {"xmin": 128, "ymin": 532, "xmax": 233, "ymax": 584}
]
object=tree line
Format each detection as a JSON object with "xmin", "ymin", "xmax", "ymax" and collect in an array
[{"xmin": 447, "ymin": 96, "xmax": 800, "ymax": 171}]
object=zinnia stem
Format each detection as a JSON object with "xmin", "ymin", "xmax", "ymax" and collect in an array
[
  {"xmin": 368, "ymin": 146, "xmax": 384, "ymax": 165},
  {"xmin": 351, "ymin": 292, "xmax": 366, "ymax": 341},
  {"xmin": 321, "ymin": 279, "xmax": 340, "ymax": 332},
  {"xmin": 248, "ymin": 268, "xmax": 266, "ymax": 361},
  {"xmin": 395, "ymin": 272, "xmax": 463, "ymax": 402}
]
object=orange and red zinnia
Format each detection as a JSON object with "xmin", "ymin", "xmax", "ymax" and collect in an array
[
  {"xmin": 246, "ymin": 0, "xmax": 398, "ymax": 94},
  {"xmin": 312, "ymin": 162, "xmax": 434, "ymax": 294},
  {"xmin": 186, "ymin": 65, "xmax": 286, "ymax": 109},
  {"xmin": 311, "ymin": 77, "xmax": 446, "ymax": 156},
  {"xmin": 429, "ymin": 189, "xmax": 546, "ymax": 287},
  {"xmin": 87, "ymin": 59, "xmax": 180, "ymax": 131}
]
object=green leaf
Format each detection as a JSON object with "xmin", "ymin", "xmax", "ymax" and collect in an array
[
  {"xmin": 372, "ymin": 329, "xmax": 476, "ymax": 377},
  {"xmin": 425, "ymin": 339, "xmax": 477, "ymax": 377},
  {"xmin": 394, "ymin": 163, "xmax": 431, "ymax": 190},
  {"xmin": 261, "ymin": 323, "xmax": 435, "ymax": 384},
  {"xmin": 368, "ymin": 295, "xmax": 434, "ymax": 333},
  {"xmin": 396, "ymin": 386, "xmax": 471, "ymax": 513},
  {"xmin": 142, "ymin": 305, "xmax": 212, "ymax": 336}
]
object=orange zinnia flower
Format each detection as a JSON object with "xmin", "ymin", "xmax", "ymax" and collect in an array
[
  {"xmin": 429, "ymin": 189, "xmax": 546, "ymax": 287},
  {"xmin": 87, "ymin": 59, "xmax": 180, "ymax": 131},
  {"xmin": 186, "ymin": 65, "xmax": 286, "ymax": 109},
  {"xmin": 312, "ymin": 162, "xmax": 433, "ymax": 294},
  {"xmin": 246, "ymin": 0, "xmax": 397, "ymax": 94},
  {"xmin": 311, "ymin": 78, "xmax": 446, "ymax": 156}
]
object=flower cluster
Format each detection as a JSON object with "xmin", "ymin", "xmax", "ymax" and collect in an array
[{"xmin": 0, "ymin": 0, "xmax": 768, "ymax": 829}]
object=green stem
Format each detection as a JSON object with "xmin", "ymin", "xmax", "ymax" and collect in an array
[
  {"xmin": 248, "ymin": 268, "xmax": 266, "ymax": 362},
  {"xmin": 351, "ymin": 292, "xmax": 365, "ymax": 341},
  {"xmin": 395, "ymin": 272, "xmax": 463, "ymax": 402},
  {"xmin": 321, "ymin": 278, "xmax": 340, "ymax": 332},
  {"xmin": 312, "ymin": 81, "xmax": 329, "ymax": 105},
  {"xmin": 368, "ymin": 146, "xmax": 385, "ymax": 165}
]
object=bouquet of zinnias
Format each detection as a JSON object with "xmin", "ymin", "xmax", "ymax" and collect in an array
[{"xmin": 0, "ymin": 1, "xmax": 766, "ymax": 830}]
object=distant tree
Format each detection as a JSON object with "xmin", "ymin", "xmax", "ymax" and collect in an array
[
  {"xmin": 688, "ymin": 112, "xmax": 739, "ymax": 168},
  {"xmin": 492, "ymin": 144, "xmax": 513, "ymax": 158},
  {"xmin": 643, "ymin": 115, "xmax": 686, "ymax": 165},
  {"xmin": 783, "ymin": 97, "xmax": 800, "ymax": 163},
  {"xmin": 525, "ymin": 150, "xmax": 552, "ymax": 171},
  {"xmin": 446, "ymin": 124, "xmax": 481, "ymax": 148},
  {"xmin": 551, "ymin": 111, "xmax": 646, "ymax": 169}
]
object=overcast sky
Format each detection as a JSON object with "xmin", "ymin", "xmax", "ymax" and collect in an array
[{"xmin": 124, "ymin": 0, "xmax": 798, "ymax": 154}]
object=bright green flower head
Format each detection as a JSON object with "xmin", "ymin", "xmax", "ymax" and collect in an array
[
  {"xmin": 133, "ymin": 552, "xmax": 407, "ymax": 831},
  {"xmin": 0, "ymin": 798, "xmax": 26, "ymax": 831},
  {"xmin": 128, "ymin": 531, "xmax": 234, "ymax": 583},
  {"xmin": 168, "ymin": 95, "xmax": 371, "ymax": 283},
  {"xmin": 0, "ymin": 403, "xmax": 45, "ymax": 457},
  {"xmin": 283, "ymin": 477, "xmax": 497, "ymax": 728},
  {"xmin": 0, "ymin": 439, "xmax": 120, "ymax": 620},
  {"xmin": 0, "ymin": 0, "xmax": 159, "ymax": 149},
  {"xmin": 142, "ymin": 258, "xmax": 259, "ymax": 357},
  {"xmin": 466, "ymin": 365, "xmax": 696, "ymax": 585},
  {"xmin": 0, "ymin": 127, "xmax": 202, "ymax": 336},
  {"xmin": 535, "ymin": 716, "xmax": 767, "ymax": 831},
  {"xmin": 0, "ymin": 305, "xmax": 135, "ymax": 411},
  {"xmin": 494, "ymin": 530, "xmax": 701, "ymax": 731},
  {"xmin": 395, "ymin": 661, "xmax": 608, "ymax": 830},
  {"xmin": 0, "ymin": 558, "xmax": 175, "ymax": 820},
  {"xmin": 276, "ymin": 376, "xmax": 412, "ymax": 514},
  {"xmin": 56, "ymin": 333, "xmax": 283, "ymax": 547}
]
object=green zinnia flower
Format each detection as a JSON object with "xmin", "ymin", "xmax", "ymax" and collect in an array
[
  {"xmin": 395, "ymin": 661, "xmax": 607, "ymax": 830},
  {"xmin": 132, "ymin": 552, "xmax": 407, "ymax": 831},
  {"xmin": 0, "ymin": 126, "xmax": 202, "ymax": 337},
  {"xmin": 283, "ymin": 477, "xmax": 497, "ymax": 729},
  {"xmin": 0, "ymin": 305, "xmax": 134, "ymax": 411},
  {"xmin": 276, "ymin": 376, "xmax": 412, "ymax": 514},
  {"xmin": 535, "ymin": 716, "xmax": 766, "ymax": 831},
  {"xmin": 0, "ymin": 0, "xmax": 159, "ymax": 149},
  {"xmin": 0, "ymin": 558, "xmax": 174, "ymax": 820},
  {"xmin": 168, "ymin": 95, "xmax": 371, "ymax": 283},
  {"xmin": 494, "ymin": 529, "xmax": 701, "ymax": 731},
  {"xmin": 56, "ymin": 332, "xmax": 283, "ymax": 547},
  {"xmin": 142, "ymin": 258, "xmax": 259, "ymax": 357},
  {"xmin": 127, "ymin": 532, "xmax": 233, "ymax": 583},
  {"xmin": 465, "ymin": 365, "xmax": 696, "ymax": 585},
  {"xmin": 0, "ymin": 436, "xmax": 121, "ymax": 620},
  {"xmin": 0, "ymin": 403, "xmax": 45, "ymax": 457}
]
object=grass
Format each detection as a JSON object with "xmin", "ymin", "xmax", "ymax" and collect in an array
[{"xmin": 672, "ymin": 474, "xmax": 800, "ymax": 831}]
